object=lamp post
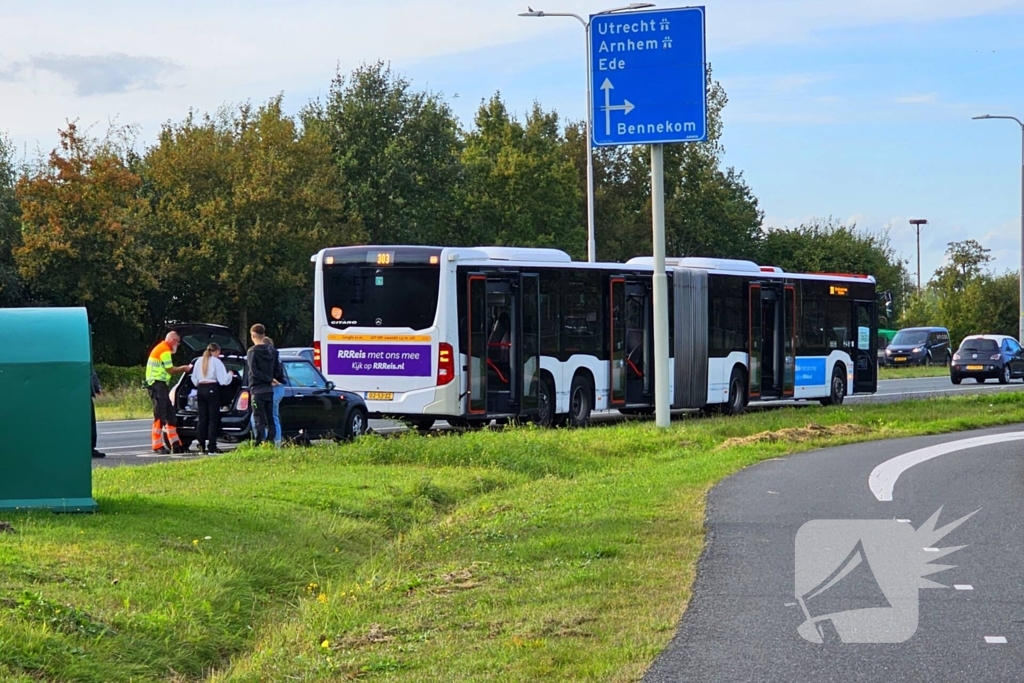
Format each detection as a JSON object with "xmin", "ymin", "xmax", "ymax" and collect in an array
[
  {"xmin": 519, "ymin": 3, "xmax": 655, "ymax": 263},
  {"xmin": 909, "ymin": 218, "xmax": 928, "ymax": 293},
  {"xmin": 973, "ymin": 114, "xmax": 1024, "ymax": 343}
]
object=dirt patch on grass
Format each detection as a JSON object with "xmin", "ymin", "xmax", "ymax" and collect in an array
[{"xmin": 718, "ymin": 423, "xmax": 873, "ymax": 450}]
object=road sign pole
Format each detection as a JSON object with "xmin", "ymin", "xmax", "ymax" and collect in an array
[
  {"xmin": 585, "ymin": 22, "xmax": 597, "ymax": 263},
  {"xmin": 651, "ymin": 143, "xmax": 670, "ymax": 428}
]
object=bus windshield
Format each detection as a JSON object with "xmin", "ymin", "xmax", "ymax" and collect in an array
[{"xmin": 323, "ymin": 264, "xmax": 440, "ymax": 330}]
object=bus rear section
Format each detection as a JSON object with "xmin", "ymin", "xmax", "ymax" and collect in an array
[{"xmin": 314, "ymin": 247, "xmax": 456, "ymax": 422}]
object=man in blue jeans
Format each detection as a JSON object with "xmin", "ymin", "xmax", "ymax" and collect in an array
[
  {"xmin": 246, "ymin": 325, "xmax": 283, "ymax": 446},
  {"xmin": 265, "ymin": 337, "xmax": 285, "ymax": 447}
]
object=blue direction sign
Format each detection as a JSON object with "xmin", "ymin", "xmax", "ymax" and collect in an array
[{"xmin": 590, "ymin": 6, "xmax": 706, "ymax": 146}]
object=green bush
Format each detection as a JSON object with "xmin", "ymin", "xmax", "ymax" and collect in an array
[{"xmin": 94, "ymin": 364, "xmax": 145, "ymax": 391}]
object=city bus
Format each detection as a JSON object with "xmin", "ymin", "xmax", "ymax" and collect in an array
[{"xmin": 311, "ymin": 245, "xmax": 877, "ymax": 428}]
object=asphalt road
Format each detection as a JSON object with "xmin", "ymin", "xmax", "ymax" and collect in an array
[
  {"xmin": 94, "ymin": 375, "xmax": 1024, "ymax": 467},
  {"xmin": 643, "ymin": 424, "xmax": 1023, "ymax": 682}
]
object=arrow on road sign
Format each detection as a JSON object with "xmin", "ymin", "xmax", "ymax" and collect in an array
[{"xmin": 600, "ymin": 78, "xmax": 635, "ymax": 135}]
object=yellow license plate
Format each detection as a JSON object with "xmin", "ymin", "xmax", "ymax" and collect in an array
[
  {"xmin": 367, "ymin": 392, "xmax": 394, "ymax": 401},
  {"xmin": 966, "ymin": 365, "xmax": 983, "ymax": 371},
  {"xmin": 894, "ymin": 357, "xmax": 907, "ymax": 362}
]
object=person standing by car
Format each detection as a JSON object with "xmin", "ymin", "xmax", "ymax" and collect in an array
[
  {"xmin": 90, "ymin": 370, "xmax": 106, "ymax": 459},
  {"xmin": 264, "ymin": 337, "xmax": 286, "ymax": 448},
  {"xmin": 146, "ymin": 331, "xmax": 192, "ymax": 454},
  {"xmin": 246, "ymin": 324, "xmax": 281, "ymax": 446},
  {"xmin": 190, "ymin": 343, "xmax": 235, "ymax": 455}
]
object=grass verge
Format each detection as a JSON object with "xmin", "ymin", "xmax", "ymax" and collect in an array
[
  {"xmin": 94, "ymin": 386, "xmax": 151, "ymax": 421},
  {"xmin": 3, "ymin": 392, "xmax": 1024, "ymax": 682},
  {"xmin": 877, "ymin": 364, "xmax": 951, "ymax": 379}
]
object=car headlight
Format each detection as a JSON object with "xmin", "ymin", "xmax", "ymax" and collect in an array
[
  {"xmin": 885, "ymin": 348, "xmax": 892, "ymax": 355},
  {"xmin": 990, "ymin": 354, "xmax": 1002, "ymax": 360},
  {"xmin": 912, "ymin": 347, "xmax": 922, "ymax": 353}
]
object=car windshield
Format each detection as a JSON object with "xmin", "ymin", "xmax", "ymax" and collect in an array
[
  {"xmin": 960, "ymin": 339, "xmax": 998, "ymax": 353},
  {"xmin": 892, "ymin": 330, "xmax": 928, "ymax": 346}
]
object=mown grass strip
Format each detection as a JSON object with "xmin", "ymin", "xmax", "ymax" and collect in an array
[
  {"xmin": 877, "ymin": 364, "xmax": 951, "ymax": 379},
  {"xmin": 1, "ymin": 391, "xmax": 1022, "ymax": 682}
]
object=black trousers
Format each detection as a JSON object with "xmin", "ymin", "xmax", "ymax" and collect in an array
[
  {"xmin": 252, "ymin": 391, "xmax": 276, "ymax": 445},
  {"xmin": 91, "ymin": 399, "xmax": 98, "ymax": 450},
  {"xmin": 147, "ymin": 381, "xmax": 175, "ymax": 425},
  {"xmin": 196, "ymin": 384, "xmax": 221, "ymax": 450}
]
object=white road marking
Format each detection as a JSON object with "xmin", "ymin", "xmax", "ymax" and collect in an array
[
  {"xmin": 99, "ymin": 429, "xmax": 149, "ymax": 435},
  {"xmin": 923, "ymin": 547, "xmax": 939, "ymax": 552},
  {"xmin": 868, "ymin": 431, "xmax": 1024, "ymax": 501},
  {"xmin": 101, "ymin": 444, "xmax": 154, "ymax": 451},
  {"xmin": 954, "ymin": 585, "xmax": 974, "ymax": 590},
  {"xmin": 984, "ymin": 636, "xmax": 1007, "ymax": 644},
  {"xmin": 897, "ymin": 519, "xmax": 911, "ymax": 523}
]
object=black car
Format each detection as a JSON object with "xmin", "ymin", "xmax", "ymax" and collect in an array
[
  {"xmin": 950, "ymin": 334, "xmax": 1024, "ymax": 385},
  {"xmin": 169, "ymin": 324, "xmax": 367, "ymax": 449},
  {"xmin": 881, "ymin": 326, "xmax": 951, "ymax": 366}
]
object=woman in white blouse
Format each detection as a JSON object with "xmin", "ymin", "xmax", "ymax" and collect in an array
[{"xmin": 190, "ymin": 343, "xmax": 235, "ymax": 454}]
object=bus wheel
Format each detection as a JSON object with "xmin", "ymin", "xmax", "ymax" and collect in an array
[
  {"xmin": 819, "ymin": 366, "xmax": 846, "ymax": 406},
  {"xmin": 534, "ymin": 375, "xmax": 555, "ymax": 428},
  {"xmin": 566, "ymin": 375, "xmax": 593, "ymax": 428},
  {"xmin": 722, "ymin": 368, "xmax": 747, "ymax": 415},
  {"xmin": 405, "ymin": 417, "xmax": 435, "ymax": 433}
]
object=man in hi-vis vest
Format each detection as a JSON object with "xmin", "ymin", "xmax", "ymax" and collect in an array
[{"xmin": 145, "ymin": 331, "xmax": 192, "ymax": 454}]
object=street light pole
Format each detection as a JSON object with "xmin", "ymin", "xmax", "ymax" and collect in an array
[
  {"xmin": 973, "ymin": 114, "xmax": 1024, "ymax": 344},
  {"xmin": 519, "ymin": 3, "xmax": 655, "ymax": 263},
  {"xmin": 909, "ymin": 219, "xmax": 928, "ymax": 293}
]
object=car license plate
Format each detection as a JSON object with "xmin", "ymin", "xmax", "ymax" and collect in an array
[
  {"xmin": 894, "ymin": 357, "xmax": 907, "ymax": 363},
  {"xmin": 367, "ymin": 392, "xmax": 394, "ymax": 401},
  {"xmin": 966, "ymin": 365, "xmax": 983, "ymax": 371}
]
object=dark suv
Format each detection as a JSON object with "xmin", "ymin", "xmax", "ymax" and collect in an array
[
  {"xmin": 882, "ymin": 327, "xmax": 951, "ymax": 366},
  {"xmin": 167, "ymin": 324, "xmax": 368, "ymax": 450}
]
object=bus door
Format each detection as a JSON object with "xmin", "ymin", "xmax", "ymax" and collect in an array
[
  {"xmin": 749, "ymin": 282, "xmax": 790, "ymax": 399},
  {"xmin": 853, "ymin": 300, "xmax": 877, "ymax": 393},
  {"xmin": 467, "ymin": 272, "xmax": 539, "ymax": 417},
  {"xmin": 609, "ymin": 277, "xmax": 652, "ymax": 406}
]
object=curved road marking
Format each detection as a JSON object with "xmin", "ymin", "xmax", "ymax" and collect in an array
[{"xmin": 869, "ymin": 431, "xmax": 1024, "ymax": 501}]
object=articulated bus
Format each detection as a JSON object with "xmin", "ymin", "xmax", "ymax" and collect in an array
[{"xmin": 311, "ymin": 245, "xmax": 878, "ymax": 428}]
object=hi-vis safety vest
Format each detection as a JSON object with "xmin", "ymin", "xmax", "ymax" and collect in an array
[{"xmin": 146, "ymin": 341, "xmax": 174, "ymax": 385}]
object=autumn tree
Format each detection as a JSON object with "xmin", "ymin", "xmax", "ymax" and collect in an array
[
  {"xmin": 15, "ymin": 123, "xmax": 155, "ymax": 363},
  {"xmin": 141, "ymin": 96, "xmax": 356, "ymax": 344},
  {"xmin": 0, "ymin": 132, "xmax": 22, "ymax": 306}
]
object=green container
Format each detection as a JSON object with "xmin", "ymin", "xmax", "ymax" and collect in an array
[{"xmin": 0, "ymin": 307, "xmax": 98, "ymax": 512}]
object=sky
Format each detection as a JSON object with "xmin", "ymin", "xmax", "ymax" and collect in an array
[{"xmin": 2, "ymin": 0, "xmax": 1024, "ymax": 281}]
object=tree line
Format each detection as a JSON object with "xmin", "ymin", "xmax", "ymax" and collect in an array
[
  {"xmin": 900, "ymin": 239, "xmax": 1019, "ymax": 346},
  {"xmin": 0, "ymin": 61, "xmax": 911, "ymax": 365}
]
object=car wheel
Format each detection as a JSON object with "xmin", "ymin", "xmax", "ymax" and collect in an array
[
  {"xmin": 999, "ymin": 365, "xmax": 1011, "ymax": 385},
  {"xmin": 950, "ymin": 375, "xmax": 962, "ymax": 385},
  {"xmin": 819, "ymin": 365, "xmax": 846, "ymax": 406},
  {"xmin": 565, "ymin": 375, "xmax": 593, "ymax": 428},
  {"xmin": 533, "ymin": 374, "xmax": 555, "ymax": 428},
  {"xmin": 722, "ymin": 367, "xmax": 747, "ymax": 416},
  {"xmin": 343, "ymin": 408, "xmax": 368, "ymax": 440}
]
